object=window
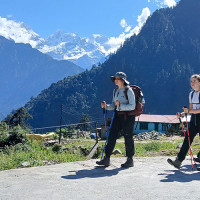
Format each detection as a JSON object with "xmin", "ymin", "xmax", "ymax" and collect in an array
[
  {"xmin": 140, "ymin": 122, "xmax": 148, "ymax": 130},
  {"xmin": 162, "ymin": 123, "xmax": 169, "ymax": 131}
]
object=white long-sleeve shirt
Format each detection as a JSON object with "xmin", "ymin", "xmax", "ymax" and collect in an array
[{"xmin": 189, "ymin": 91, "xmax": 200, "ymax": 110}]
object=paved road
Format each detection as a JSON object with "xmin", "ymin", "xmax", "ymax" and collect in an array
[{"xmin": 0, "ymin": 156, "xmax": 200, "ymax": 200}]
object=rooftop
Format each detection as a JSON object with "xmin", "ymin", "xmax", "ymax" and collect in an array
[{"xmin": 135, "ymin": 114, "xmax": 181, "ymax": 124}]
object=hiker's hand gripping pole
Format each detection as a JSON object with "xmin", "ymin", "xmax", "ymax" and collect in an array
[
  {"xmin": 101, "ymin": 101, "xmax": 107, "ymax": 109},
  {"xmin": 183, "ymin": 107, "xmax": 189, "ymax": 114},
  {"xmin": 115, "ymin": 100, "xmax": 120, "ymax": 107}
]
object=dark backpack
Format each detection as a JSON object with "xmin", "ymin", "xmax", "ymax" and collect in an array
[{"xmin": 114, "ymin": 85, "xmax": 145, "ymax": 116}]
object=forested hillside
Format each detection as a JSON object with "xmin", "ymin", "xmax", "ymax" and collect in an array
[{"xmin": 25, "ymin": 0, "xmax": 200, "ymax": 128}]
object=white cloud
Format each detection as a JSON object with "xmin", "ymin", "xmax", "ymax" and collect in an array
[
  {"xmin": 137, "ymin": 7, "xmax": 151, "ymax": 27},
  {"xmin": 120, "ymin": 19, "xmax": 132, "ymax": 33},
  {"xmin": 106, "ymin": 7, "xmax": 151, "ymax": 54},
  {"xmin": 155, "ymin": 0, "xmax": 176, "ymax": 8},
  {"xmin": 0, "ymin": 16, "xmax": 44, "ymax": 48},
  {"xmin": 120, "ymin": 19, "xmax": 127, "ymax": 28},
  {"xmin": 163, "ymin": 0, "xmax": 176, "ymax": 7},
  {"xmin": 125, "ymin": 25, "xmax": 132, "ymax": 33}
]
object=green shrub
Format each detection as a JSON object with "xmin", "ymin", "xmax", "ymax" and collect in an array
[
  {"xmin": 52, "ymin": 134, "xmax": 59, "ymax": 140},
  {"xmin": 52, "ymin": 144, "xmax": 63, "ymax": 153},
  {"xmin": 14, "ymin": 143, "xmax": 31, "ymax": 152},
  {"xmin": 0, "ymin": 126, "xmax": 28, "ymax": 147},
  {"xmin": 0, "ymin": 135, "xmax": 7, "ymax": 147},
  {"xmin": 6, "ymin": 132, "xmax": 28, "ymax": 146}
]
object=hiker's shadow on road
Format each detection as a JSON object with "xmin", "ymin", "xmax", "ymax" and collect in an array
[
  {"xmin": 159, "ymin": 165, "xmax": 200, "ymax": 183},
  {"xmin": 61, "ymin": 166, "xmax": 126, "ymax": 180}
]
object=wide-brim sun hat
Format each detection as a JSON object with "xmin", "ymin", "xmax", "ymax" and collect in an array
[{"xmin": 110, "ymin": 72, "xmax": 129, "ymax": 85}]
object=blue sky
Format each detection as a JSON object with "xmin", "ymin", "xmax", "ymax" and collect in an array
[{"xmin": 0, "ymin": 0, "xmax": 179, "ymax": 38}]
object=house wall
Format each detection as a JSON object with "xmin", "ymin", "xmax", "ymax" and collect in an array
[
  {"xmin": 100, "ymin": 121, "xmax": 179, "ymax": 138},
  {"xmin": 134, "ymin": 122, "xmax": 166, "ymax": 134}
]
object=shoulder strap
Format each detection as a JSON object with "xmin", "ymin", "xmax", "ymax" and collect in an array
[
  {"xmin": 114, "ymin": 86, "xmax": 132, "ymax": 99},
  {"xmin": 191, "ymin": 91, "xmax": 194, "ymax": 100},
  {"xmin": 124, "ymin": 86, "xmax": 130, "ymax": 100},
  {"xmin": 114, "ymin": 87, "xmax": 118, "ymax": 97},
  {"xmin": 199, "ymin": 92, "xmax": 200, "ymax": 103}
]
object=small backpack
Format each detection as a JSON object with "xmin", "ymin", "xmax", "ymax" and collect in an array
[{"xmin": 114, "ymin": 85, "xmax": 145, "ymax": 116}]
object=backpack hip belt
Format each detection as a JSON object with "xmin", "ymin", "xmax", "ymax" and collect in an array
[
  {"xmin": 117, "ymin": 110, "xmax": 135, "ymax": 120},
  {"xmin": 117, "ymin": 111, "xmax": 135, "ymax": 116}
]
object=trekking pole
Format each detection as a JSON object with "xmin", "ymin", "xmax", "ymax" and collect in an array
[
  {"xmin": 178, "ymin": 117, "xmax": 186, "ymax": 136},
  {"xmin": 100, "ymin": 108, "xmax": 115, "ymax": 160},
  {"xmin": 178, "ymin": 116, "xmax": 193, "ymax": 168},
  {"xmin": 184, "ymin": 111, "xmax": 197, "ymax": 170},
  {"xmin": 179, "ymin": 116, "xmax": 193, "ymax": 170},
  {"xmin": 101, "ymin": 108, "xmax": 108, "ymax": 160},
  {"xmin": 59, "ymin": 104, "xmax": 63, "ymax": 144}
]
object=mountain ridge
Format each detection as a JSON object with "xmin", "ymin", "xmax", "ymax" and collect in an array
[
  {"xmin": 24, "ymin": 0, "xmax": 200, "ymax": 128},
  {"xmin": 0, "ymin": 36, "xmax": 83, "ymax": 118},
  {"xmin": 0, "ymin": 16, "xmax": 114, "ymax": 69}
]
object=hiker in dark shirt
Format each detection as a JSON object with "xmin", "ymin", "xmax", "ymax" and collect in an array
[
  {"xmin": 96, "ymin": 72, "xmax": 136, "ymax": 168},
  {"xmin": 167, "ymin": 74, "xmax": 200, "ymax": 169}
]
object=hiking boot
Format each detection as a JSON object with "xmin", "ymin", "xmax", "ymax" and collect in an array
[
  {"xmin": 194, "ymin": 157, "xmax": 200, "ymax": 163},
  {"xmin": 195, "ymin": 152, "xmax": 200, "ymax": 163},
  {"xmin": 96, "ymin": 156, "xmax": 110, "ymax": 167},
  {"xmin": 167, "ymin": 158, "xmax": 182, "ymax": 169},
  {"xmin": 121, "ymin": 157, "xmax": 134, "ymax": 168}
]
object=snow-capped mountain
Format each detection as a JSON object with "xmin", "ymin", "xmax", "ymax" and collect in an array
[
  {"xmin": 0, "ymin": 16, "xmax": 44, "ymax": 48},
  {"xmin": 0, "ymin": 17, "xmax": 113, "ymax": 69},
  {"xmin": 36, "ymin": 31, "xmax": 111, "ymax": 69},
  {"xmin": 0, "ymin": 8, "xmax": 151, "ymax": 69}
]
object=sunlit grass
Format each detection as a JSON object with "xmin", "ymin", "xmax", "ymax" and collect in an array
[{"xmin": 0, "ymin": 136, "xmax": 199, "ymax": 171}]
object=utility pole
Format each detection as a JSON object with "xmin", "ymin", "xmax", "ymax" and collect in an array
[
  {"xmin": 59, "ymin": 104, "xmax": 63, "ymax": 144},
  {"xmin": 18, "ymin": 108, "xmax": 21, "ymax": 127},
  {"xmin": 95, "ymin": 121, "xmax": 98, "ymax": 144}
]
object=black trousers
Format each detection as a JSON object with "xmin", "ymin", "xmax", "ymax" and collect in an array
[
  {"xmin": 105, "ymin": 112, "xmax": 135, "ymax": 158},
  {"xmin": 178, "ymin": 114, "xmax": 200, "ymax": 162}
]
